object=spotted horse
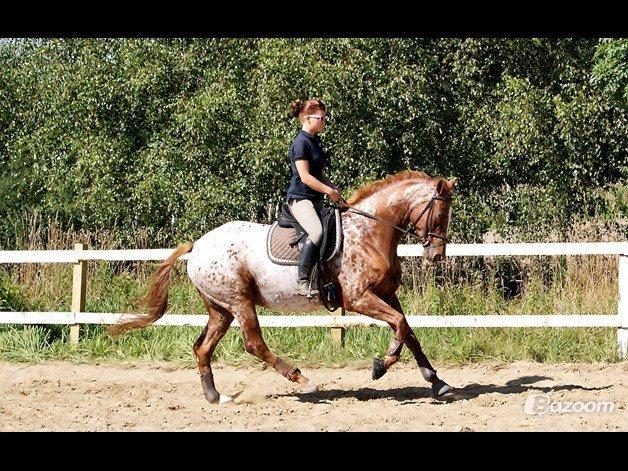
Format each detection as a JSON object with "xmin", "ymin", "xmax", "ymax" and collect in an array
[{"xmin": 109, "ymin": 171, "xmax": 456, "ymax": 403}]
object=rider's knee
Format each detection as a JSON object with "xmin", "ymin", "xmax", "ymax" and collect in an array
[{"xmin": 309, "ymin": 227, "xmax": 323, "ymax": 246}]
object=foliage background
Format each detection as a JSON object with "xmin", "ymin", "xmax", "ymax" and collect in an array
[{"xmin": 0, "ymin": 38, "xmax": 626, "ymax": 249}]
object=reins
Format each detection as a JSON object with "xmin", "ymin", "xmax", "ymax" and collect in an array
[{"xmin": 332, "ymin": 194, "xmax": 451, "ymax": 249}]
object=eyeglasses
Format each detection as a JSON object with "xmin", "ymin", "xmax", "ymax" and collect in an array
[{"xmin": 305, "ymin": 115, "xmax": 328, "ymax": 123}]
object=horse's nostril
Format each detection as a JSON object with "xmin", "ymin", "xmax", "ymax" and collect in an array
[{"xmin": 432, "ymin": 253, "xmax": 442, "ymax": 263}]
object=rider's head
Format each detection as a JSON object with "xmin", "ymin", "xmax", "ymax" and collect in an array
[{"xmin": 290, "ymin": 99, "xmax": 328, "ymax": 135}]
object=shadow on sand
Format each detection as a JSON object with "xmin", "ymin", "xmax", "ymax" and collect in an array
[{"xmin": 281, "ymin": 375, "xmax": 612, "ymax": 405}]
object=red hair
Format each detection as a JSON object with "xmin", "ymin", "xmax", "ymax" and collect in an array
[{"xmin": 289, "ymin": 98, "xmax": 326, "ymax": 121}]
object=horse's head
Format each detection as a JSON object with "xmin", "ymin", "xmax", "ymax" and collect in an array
[{"xmin": 407, "ymin": 177, "xmax": 455, "ymax": 263}]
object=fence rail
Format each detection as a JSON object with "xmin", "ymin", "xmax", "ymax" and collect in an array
[
  {"xmin": 1, "ymin": 242, "xmax": 627, "ymax": 357},
  {"xmin": 1, "ymin": 242, "xmax": 627, "ymax": 263},
  {"xmin": 0, "ymin": 312, "xmax": 622, "ymax": 328}
]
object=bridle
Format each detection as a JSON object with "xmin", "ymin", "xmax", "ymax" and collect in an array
[
  {"xmin": 335, "ymin": 192, "xmax": 452, "ymax": 249},
  {"xmin": 407, "ymin": 193, "xmax": 452, "ymax": 248}
]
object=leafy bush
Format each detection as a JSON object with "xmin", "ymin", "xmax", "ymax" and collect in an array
[
  {"xmin": 0, "ymin": 271, "xmax": 28, "ymax": 311},
  {"xmin": 0, "ymin": 38, "xmax": 625, "ymax": 249}
]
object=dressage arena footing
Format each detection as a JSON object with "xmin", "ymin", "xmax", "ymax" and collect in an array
[{"xmin": 1, "ymin": 360, "xmax": 626, "ymax": 431}]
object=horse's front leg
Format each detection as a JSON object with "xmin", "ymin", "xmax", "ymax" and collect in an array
[
  {"xmin": 386, "ymin": 294, "xmax": 452, "ymax": 397},
  {"xmin": 347, "ymin": 290, "xmax": 413, "ymax": 376}
]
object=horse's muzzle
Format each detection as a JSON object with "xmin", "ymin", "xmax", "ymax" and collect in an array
[{"xmin": 424, "ymin": 246, "xmax": 446, "ymax": 263}]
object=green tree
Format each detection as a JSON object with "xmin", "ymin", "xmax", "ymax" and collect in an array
[
  {"xmin": 0, "ymin": 38, "xmax": 625, "ymax": 249},
  {"xmin": 592, "ymin": 38, "xmax": 628, "ymax": 110}
]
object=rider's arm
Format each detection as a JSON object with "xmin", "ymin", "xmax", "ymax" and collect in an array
[
  {"xmin": 295, "ymin": 160, "xmax": 334, "ymax": 196},
  {"xmin": 320, "ymin": 175, "xmax": 338, "ymax": 190}
]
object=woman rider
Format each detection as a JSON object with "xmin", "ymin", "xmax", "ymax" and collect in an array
[{"xmin": 286, "ymin": 98, "xmax": 344, "ymax": 296}]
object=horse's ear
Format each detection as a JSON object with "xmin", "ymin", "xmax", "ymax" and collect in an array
[{"xmin": 435, "ymin": 178, "xmax": 446, "ymax": 195}]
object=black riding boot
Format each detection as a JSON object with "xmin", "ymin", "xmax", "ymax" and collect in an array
[{"xmin": 296, "ymin": 237, "xmax": 320, "ymax": 296}]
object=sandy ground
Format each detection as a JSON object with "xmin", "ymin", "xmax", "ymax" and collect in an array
[{"xmin": 1, "ymin": 360, "xmax": 626, "ymax": 431}]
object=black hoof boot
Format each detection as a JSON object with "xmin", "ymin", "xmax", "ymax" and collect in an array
[
  {"xmin": 201, "ymin": 374, "xmax": 221, "ymax": 403},
  {"xmin": 431, "ymin": 379, "xmax": 452, "ymax": 397},
  {"xmin": 372, "ymin": 358, "xmax": 387, "ymax": 380}
]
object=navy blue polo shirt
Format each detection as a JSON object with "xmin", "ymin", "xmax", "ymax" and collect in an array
[{"xmin": 286, "ymin": 130, "xmax": 330, "ymax": 202}]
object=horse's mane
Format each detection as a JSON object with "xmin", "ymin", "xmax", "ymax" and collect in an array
[{"xmin": 347, "ymin": 170, "xmax": 432, "ymax": 204}]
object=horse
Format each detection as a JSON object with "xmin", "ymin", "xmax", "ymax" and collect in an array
[{"xmin": 109, "ymin": 170, "xmax": 456, "ymax": 404}]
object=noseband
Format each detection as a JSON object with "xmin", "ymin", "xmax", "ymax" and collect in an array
[
  {"xmin": 407, "ymin": 193, "xmax": 452, "ymax": 249},
  {"xmin": 337, "ymin": 193, "xmax": 452, "ymax": 249}
]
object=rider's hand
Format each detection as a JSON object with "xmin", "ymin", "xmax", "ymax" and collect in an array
[{"xmin": 327, "ymin": 188, "xmax": 343, "ymax": 204}]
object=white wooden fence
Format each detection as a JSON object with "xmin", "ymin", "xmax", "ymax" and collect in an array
[{"xmin": 1, "ymin": 242, "xmax": 626, "ymax": 357}]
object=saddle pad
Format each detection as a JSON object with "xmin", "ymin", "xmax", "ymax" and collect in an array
[
  {"xmin": 267, "ymin": 224, "xmax": 302, "ymax": 265},
  {"xmin": 266, "ymin": 209, "xmax": 342, "ymax": 266}
]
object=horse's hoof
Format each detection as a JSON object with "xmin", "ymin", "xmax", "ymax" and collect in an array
[
  {"xmin": 432, "ymin": 379, "xmax": 452, "ymax": 397},
  {"xmin": 301, "ymin": 381, "xmax": 318, "ymax": 394},
  {"xmin": 205, "ymin": 394, "xmax": 233, "ymax": 404},
  {"xmin": 218, "ymin": 394, "xmax": 233, "ymax": 404},
  {"xmin": 372, "ymin": 358, "xmax": 387, "ymax": 380}
]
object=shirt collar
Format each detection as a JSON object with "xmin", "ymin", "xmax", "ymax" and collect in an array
[{"xmin": 299, "ymin": 129, "xmax": 319, "ymax": 140}]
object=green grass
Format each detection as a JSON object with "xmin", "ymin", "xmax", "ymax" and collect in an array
[
  {"xmin": 0, "ymin": 254, "xmax": 623, "ymax": 367},
  {"xmin": 0, "ymin": 324, "xmax": 619, "ymax": 367}
]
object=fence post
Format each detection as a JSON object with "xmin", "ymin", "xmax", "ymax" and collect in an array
[
  {"xmin": 331, "ymin": 307, "xmax": 345, "ymax": 348},
  {"xmin": 70, "ymin": 243, "xmax": 87, "ymax": 345},
  {"xmin": 618, "ymin": 255, "xmax": 628, "ymax": 359}
]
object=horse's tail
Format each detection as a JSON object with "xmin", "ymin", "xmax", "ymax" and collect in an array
[{"xmin": 108, "ymin": 242, "xmax": 195, "ymax": 337}]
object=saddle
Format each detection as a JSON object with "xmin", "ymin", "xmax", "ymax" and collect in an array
[{"xmin": 266, "ymin": 202, "xmax": 343, "ymax": 310}]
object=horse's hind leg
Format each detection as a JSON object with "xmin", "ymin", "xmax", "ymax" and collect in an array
[
  {"xmin": 235, "ymin": 301, "xmax": 318, "ymax": 394},
  {"xmin": 194, "ymin": 291, "xmax": 234, "ymax": 404}
]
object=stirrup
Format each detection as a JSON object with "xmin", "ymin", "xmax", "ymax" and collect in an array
[
  {"xmin": 296, "ymin": 280, "xmax": 318, "ymax": 297},
  {"xmin": 307, "ymin": 276, "xmax": 317, "ymax": 299}
]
